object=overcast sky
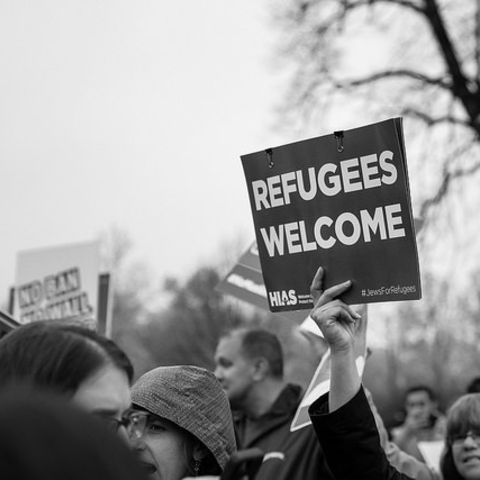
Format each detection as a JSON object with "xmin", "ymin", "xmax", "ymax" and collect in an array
[{"xmin": 0, "ymin": 0, "xmax": 296, "ymax": 306}]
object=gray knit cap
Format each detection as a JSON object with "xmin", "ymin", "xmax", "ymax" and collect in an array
[{"xmin": 131, "ymin": 365, "xmax": 236, "ymax": 470}]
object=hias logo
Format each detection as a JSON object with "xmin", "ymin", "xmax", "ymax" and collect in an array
[{"xmin": 268, "ymin": 289, "xmax": 298, "ymax": 307}]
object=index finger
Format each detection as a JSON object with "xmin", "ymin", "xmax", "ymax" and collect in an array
[
  {"xmin": 310, "ymin": 266, "xmax": 325, "ymax": 301},
  {"xmin": 315, "ymin": 280, "xmax": 353, "ymax": 308}
]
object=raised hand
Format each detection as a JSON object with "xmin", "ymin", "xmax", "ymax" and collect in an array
[{"xmin": 309, "ymin": 267, "xmax": 361, "ymax": 354}]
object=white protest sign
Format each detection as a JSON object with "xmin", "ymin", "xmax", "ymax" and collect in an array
[{"xmin": 13, "ymin": 240, "xmax": 100, "ymax": 327}]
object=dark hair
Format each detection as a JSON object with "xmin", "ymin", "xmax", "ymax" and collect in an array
[
  {"xmin": 0, "ymin": 320, "xmax": 133, "ymax": 395},
  {"xmin": 230, "ymin": 327, "xmax": 284, "ymax": 379},
  {"xmin": 183, "ymin": 426, "xmax": 221, "ymax": 476},
  {"xmin": 466, "ymin": 376, "xmax": 480, "ymax": 394},
  {"xmin": 0, "ymin": 386, "xmax": 147, "ymax": 480},
  {"xmin": 440, "ymin": 394, "xmax": 480, "ymax": 480},
  {"xmin": 405, "ymin": 384, "xmax": 436, "ymax": 402}
]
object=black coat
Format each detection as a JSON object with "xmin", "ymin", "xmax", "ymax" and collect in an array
[
  {"xmin": 309, "ymin": 386, "xmax": 414, "ymax": 480},
  {"xmin": 234, "ymin": 383, "xmax": 335, "ymax": 480}
]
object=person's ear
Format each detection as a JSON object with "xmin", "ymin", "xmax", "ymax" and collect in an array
[
  {"xmin": 192, "ymin": 443, "xmax": 207, "ymax": 462},
  {"xmin": 192, "ymin": 443, "xmax": 209, "ymax": 476},
  {"xmin": 252, "ymin": 357, "xmax": 269, "ymax": 381}
]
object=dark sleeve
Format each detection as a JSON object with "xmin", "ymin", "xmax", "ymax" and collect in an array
[{"xmin": 308, "ymin": 386, "xmax": 414, "ymax": 480}]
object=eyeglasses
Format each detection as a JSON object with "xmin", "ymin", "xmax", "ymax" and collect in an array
[
  {"xmin": 451, "ymin": 430, "xmax": 480, "ymax": 447},
  {"xmin": 96, "ymin": 410, "xmax": 149, "ymax": 437},
  {"xmin": 124, "ymin": 411, "xmax": 153, "ymax": 441}
]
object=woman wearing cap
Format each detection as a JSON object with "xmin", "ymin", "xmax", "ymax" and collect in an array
[{"xmin": 129, "ymin": 365, "xmax": 236, "ymax": 480}]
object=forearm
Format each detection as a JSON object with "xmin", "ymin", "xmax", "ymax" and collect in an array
[{"xmin": 329, "ymin": 346, "xmax": 361, "ymax": 412}]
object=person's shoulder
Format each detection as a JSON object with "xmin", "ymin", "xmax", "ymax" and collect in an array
[{"xmin": 433, "ymin": 414, "xmax": 447, "ymax": 435}]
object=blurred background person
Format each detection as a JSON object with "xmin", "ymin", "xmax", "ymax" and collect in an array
[
  {"xmin": 214, "ymin": 326, "xmax": 335, "ymax": 480},
  {"xmin": 391, "ymin": 385, "xmax": 447, "ymax": 462}
]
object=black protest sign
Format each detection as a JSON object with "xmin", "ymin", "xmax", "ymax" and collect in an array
[{"xmin": 241, "ymin": 118, "xmax": 421, "ymax": 312}]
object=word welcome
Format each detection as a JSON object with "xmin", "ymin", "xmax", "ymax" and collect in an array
[{"xmin": 260, "ymin": 203, "xmax": 405, "ymax": 257}]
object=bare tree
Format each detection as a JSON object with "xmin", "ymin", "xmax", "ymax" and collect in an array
[
  {"xmin": 274, "ymin": 0, "xmax": 480, "ymax": 223},
  {"xmin": 273, "ymin": 1, "xmax": 480, "ymax": 407},
  {"xmin": 99, "ymin": 227, "xmax": 158, "ymax": 375}
]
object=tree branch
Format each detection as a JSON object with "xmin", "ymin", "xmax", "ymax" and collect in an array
[
  {"xmin": 419, "ymin": 142, "xmax": 480, "ymax": 218},
  {"xmin": 293, "ymin": 0, "xmax": 425, "ymax": 38},
  {"xmin": 345, "ymin": 0, "xmax": 425, "ymax": 15},
  {"xmin": 422, "ymin": 0, "xmax": 479, "ymax": 119},
  {"xmin": 401, "ymin": 108, "xmax": 470, "ymax": 127},
  {"xmin": 332, "ymin": 69, "xmax": 451, "ymax": 89},
  {"xmin": 476, "ymin": 0, "xmax": 480, "ymax": 86}
]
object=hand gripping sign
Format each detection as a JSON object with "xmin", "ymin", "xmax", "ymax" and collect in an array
[{"xmin": 241, "ymin": 118, "xmax": 421, "ymax": 313}]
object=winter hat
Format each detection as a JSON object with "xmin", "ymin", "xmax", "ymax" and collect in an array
[{"xmin": 131, "ymin": 365, "xmax": 236, "ymax": 469}]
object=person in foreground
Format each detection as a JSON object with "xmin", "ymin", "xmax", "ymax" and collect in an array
[
  {"xmin": 0, "ymin": 319, "xmax": 134, "ymax": 436},
  {"xmin": 307, "ymin": 266, "xmax": 480, "ymax": 480},
  {"xmin": 130, "ymin": 364, "xmax": 237, "ymax": 480},
  {"xmin": 0, "ymin": 385, "xmax": 147, "ymax": 480}
]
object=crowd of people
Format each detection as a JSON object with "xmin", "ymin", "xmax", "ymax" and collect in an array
[{"xmin": 1, "ymin": 266, "xmax": 480, "ymax": 480}]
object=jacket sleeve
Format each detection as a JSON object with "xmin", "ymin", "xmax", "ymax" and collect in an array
[
  {"xmin": 308, "ymin": 385, "xmax": 414, "ymax": 480},
  {"xmin": 364, "ymin": 389, "xmax": 441, "ymax": 480}
]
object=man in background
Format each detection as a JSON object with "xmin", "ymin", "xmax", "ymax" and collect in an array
[
  {"xmin": 214, "ymin": 326, "xmax": 334, "ymax": 480},
  {"xmin": 391, "ymin": 385, "xmax": 446, "ymax": 462}
]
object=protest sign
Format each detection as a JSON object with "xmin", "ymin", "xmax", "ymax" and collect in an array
[
  {"xmin": 241, "ymin": 118, "xmax": 421, "ymax": 312},
  {"xmin": 216, "ymin": 242, "xmax": 309, "ymax": 325},
  {"xmin": 12, "ymin": 241, "xmax": 101, "ymax": 328}
]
